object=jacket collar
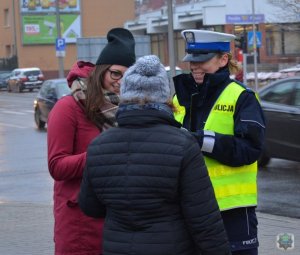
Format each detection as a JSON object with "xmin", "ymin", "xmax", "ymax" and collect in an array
[
  {"xmin": 173, "ymin": 67, "xmax": 231, "ymax": 108},
  {"xmin": 116, "ymin": 106, "xmax": 181, "ymax": 129}
]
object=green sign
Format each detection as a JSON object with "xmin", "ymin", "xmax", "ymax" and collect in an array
[
  {"xmin": 22, "ymin": 14, "xmax": 81, "ymax": 44},
  {"xmin": 20, "ymin": 0, "xmax": 81, "ymax": 13}
]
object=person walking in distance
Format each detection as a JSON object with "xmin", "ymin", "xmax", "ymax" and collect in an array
[{"xmin": 47, "ymin": 27, "xmax": 136, "ymax": 255}]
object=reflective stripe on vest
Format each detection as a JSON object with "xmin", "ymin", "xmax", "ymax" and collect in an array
[
  {"xmin": 204, "ymin": 82, "xmax": 257, "ymax": 211},
  {"xmin": 173, "ymin": 95, "xmax": 186, "ymax": 123}
]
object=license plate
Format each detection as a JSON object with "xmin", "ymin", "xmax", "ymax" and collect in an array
[{"xmin": 29, "ymin": 76, "xmax": 37, "ymax": 81}]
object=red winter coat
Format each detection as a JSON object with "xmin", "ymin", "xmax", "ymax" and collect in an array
[{"xmin": 47, "ymin": 95, "xmax": 103, "ymax": 255}]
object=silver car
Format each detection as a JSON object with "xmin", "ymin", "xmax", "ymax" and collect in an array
[{"xmin": 258, "ymin": 77, "xmax": 300, "ymax": 166}]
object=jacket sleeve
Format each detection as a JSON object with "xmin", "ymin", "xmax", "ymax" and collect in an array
[
  {"xmin": 180, "ymin": 137, "xmax": 231, "ymax": 255},
  {"xmin": 47, "ymin": 97, "xmax": 87, "ymax": 181},
  {"xmin": 202, "ymin": 91, "xmax": 266, "ymax": 166},
  {"xmin": 78, "ymin": 165, "xmax": 106, "ymax": 218}
]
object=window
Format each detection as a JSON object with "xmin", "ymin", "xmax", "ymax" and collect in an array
[
  {"xmin": 39, "ymin": 81, "xmax": 50, "ymax": 97},
  {"xmin": 151, "ymin": 34, "xmax": 166, "ymax": 64},
  {"xmin": 260, "ymin": 80, "xmax": 294, "ymax": 105},
  {"xmin": 4, "ymin": 9, "xmax": 9, "ymax": 27},
  {"xmin": 293, "ymin": 82, "xmax": 300, "ymax": 107},
  {"xmin": 56, "ymin": 81, "xmax": 71, "ymax": 98},
  {"xmin": 5, "ymin": 45, "xmax": 12, "ymax": 57},
  {"xmin": 265, "ymin": 23, "xmax": 300, "ymax": 56}
]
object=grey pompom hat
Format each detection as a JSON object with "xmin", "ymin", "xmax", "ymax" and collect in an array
[{"xmin": 120, "ymin": 55, "xmax": 171, "ymax": 103}]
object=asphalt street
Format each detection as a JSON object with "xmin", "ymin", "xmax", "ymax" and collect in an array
[{"xmin": 0, "ymin": 91, "xmax": 299, "ymax": 254}]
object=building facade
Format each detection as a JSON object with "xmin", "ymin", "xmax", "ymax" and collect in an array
[
  {"xmin": 0, "ymin": 0, "xmax": 135, "ymax": 78},
  {"xmin": 126, "ymin": 0, "xmax": 300, "ymax": 71}
]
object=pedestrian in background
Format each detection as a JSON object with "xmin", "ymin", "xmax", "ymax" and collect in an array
[
  {"xmin": 47, "ymin": 27, "xmax": 136, "ymax": 255},
  {"xmin": 79, "ymin": 55, "xmax": 231, "ymax": 255},
  {"xmin": 173, "ymin": 30, "xmax": 265, "ymax": 255}
]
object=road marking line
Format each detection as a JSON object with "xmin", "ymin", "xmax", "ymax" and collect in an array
[
  {"xmin": 1, "ymin": 110, "xmax": 26, "ymax": 115},
  {"xmin": 0, "ymin": 123, "xmax": 28, "ymax": 129}
]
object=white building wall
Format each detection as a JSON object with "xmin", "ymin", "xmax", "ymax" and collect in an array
[{"xmin": 203, "ymin": 0, "xmax": 300, "ymax": 25}]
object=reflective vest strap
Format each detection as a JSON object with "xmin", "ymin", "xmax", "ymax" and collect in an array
[
  {"xmin": 218, "ymin": 194, "xmax": 258, "ymax": 211},
  {"xmin": 206, "ymin": 158, "xmax": 257, "ymax": 178},
  {"xmin": 214, "ymin": 182, "xmax": 257, "ymax": 199},
  {"xmin": 210, "ymin": 170, "xmax": 257, "ymax": 187}
]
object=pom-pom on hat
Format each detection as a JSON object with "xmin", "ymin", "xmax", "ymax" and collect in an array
[
  {"xmin": 120, "ymin": 55, "xmax": 171, "ymax": 103},
  {"xmin": 182, "ymin": 29, "xmax": 236, "ymax": 62},
  {"xmin": 96, "ymin": 27, "xmax": 136, "ymax": 67},
  {"xmin": 66, "ymin": 61, "xmax": 95, "ymax": 87}
]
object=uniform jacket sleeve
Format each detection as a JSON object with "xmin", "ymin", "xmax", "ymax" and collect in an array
[
  {"xmin": 203, "ymin": 91, "xmax": 266, "ymax": 166},
  {"xmin": 180, "ymin": 138, "xmax": 231, "ymax": 255},
  {"xmin": 47, "ymin": 97, "xmax": 87, "ymax": 181},
  {"xmin": 78, "ymin": 165, "xmax": 106, "ymax": 218}
]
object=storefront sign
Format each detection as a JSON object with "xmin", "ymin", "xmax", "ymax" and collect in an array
[{"xmin": 226, "ymin": 14, "xmax": 265, "ymax": 24}]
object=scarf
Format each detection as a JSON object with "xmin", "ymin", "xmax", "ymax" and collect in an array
[
  {"xmin": 118, "ymin": 102, "xmax": 174, "ymax": 118},
  {"xmin": 71, "ymin": 79, "xmax": 119, "ymax": 131}
]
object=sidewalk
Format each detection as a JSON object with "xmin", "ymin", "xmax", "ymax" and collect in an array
[{"xmin": 0, "ymin": 202, "xmax": 299, "ymax": 254}]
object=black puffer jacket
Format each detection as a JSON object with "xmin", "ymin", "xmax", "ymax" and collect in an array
[{"xmin": 79, "ymin": 108, "xmax": 231, "ymax": 255}]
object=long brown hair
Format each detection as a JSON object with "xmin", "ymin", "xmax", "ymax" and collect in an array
[{"xmin": 85, "ymin": 64, "xmax": 111, "ymax": 127}]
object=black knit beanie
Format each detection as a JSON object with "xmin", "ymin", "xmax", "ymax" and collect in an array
[{"xmin": 96, "ymin": 28, "xmax": 136, "ymax": 67}]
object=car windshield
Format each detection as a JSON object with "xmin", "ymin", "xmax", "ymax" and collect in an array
[
  {"xmin": 24, "ymin": 70, "xmax": 41, "ymax": 76},
  {"xmin": 56, "ymin": 81, "xmax": 71, "ymax": 98},
  {"xmin": 0, "ymin": 73, "xmax": 11, "ymax": 78}
]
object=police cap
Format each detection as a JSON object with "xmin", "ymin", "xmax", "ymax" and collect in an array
[{"xmin": 181, "ymin": 29, "xmax": 236, "ymax": 62}]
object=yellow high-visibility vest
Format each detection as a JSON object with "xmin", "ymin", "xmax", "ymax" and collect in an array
[
  {"xmin": 173, "ymin": 95, "xmax": 185, "ymax": 124},
  {"xmin": 204, "ymin": 82, "xmax": 257, "ymax": 211},
  {"xmin": 174, "ymin": 82, "xmax": 258, "ymax": 211}
]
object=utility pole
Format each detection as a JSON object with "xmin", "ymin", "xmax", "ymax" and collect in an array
[
  {"xmin": 167, "ymin": 0, "xmax": 176, "ymax": 95},
  {"xmin": 55, "ymin": 0, "xmax": 64, "ymax": 78},
  {"xmin": 12, "ymin": 0, "xmax": 18, "ymax": 61},
  {"xmin": 252, "ymin": 0, "xmax": 258, "ymax": 91}
]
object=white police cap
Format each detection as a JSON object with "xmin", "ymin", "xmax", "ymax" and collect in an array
[{"xmin": 181, "ymin": 30, "xmax": 236, "ymax": 62}]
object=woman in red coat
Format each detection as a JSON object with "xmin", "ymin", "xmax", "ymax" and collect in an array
[{"xmin": 47, "ymin": 28, "xmax": 136, "ymax": 255}]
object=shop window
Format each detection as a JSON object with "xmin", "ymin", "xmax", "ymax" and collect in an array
[
  {"xmin": 5, "ymin": 45, "xmax": 12, "ymax": 57},
  {"xmin": 151, "ymin": 34, "xmax": 166, "ymax": 63},
  {"xmin": 266, "ymin": 23, "xmax": 300, "ymax": 56}
]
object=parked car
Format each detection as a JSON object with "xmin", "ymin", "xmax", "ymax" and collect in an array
[
  {"xmin": 258, "ymin": 77, "xmax": 300, "ymax": 166},
  {"xmin": 34, "ymin": 78, "xmax": 71, "ymax": 129},
  {"xmin": 7, "ymin": 67, "xmax": 45, "ymax": 92},
  {"xmin": 0, "ymin": 71, "xmax": 11, "ymax": 90},
  {"xmin": 165, "ymin": 66, "xmax": 183, "ymax": 78}
]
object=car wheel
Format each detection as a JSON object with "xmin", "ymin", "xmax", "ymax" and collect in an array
[
  {"xmin": 258, "ymin": 150, "xmax": 271, "ymax": 167},
  {"xmin": 34, "ymin": 108, "xmax": 46, "ymax": 129}
]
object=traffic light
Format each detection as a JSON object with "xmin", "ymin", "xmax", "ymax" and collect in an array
[{"xmin": 235, "ymin": 35, "xmax": 247, "ymax": 53}]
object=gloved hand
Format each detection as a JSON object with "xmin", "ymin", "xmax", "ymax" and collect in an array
[{"xmin": 190, "ymin": 130, "xmax": 204, "ymax": 148}]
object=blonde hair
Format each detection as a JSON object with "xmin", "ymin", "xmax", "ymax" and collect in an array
[{"xmin": 217, "ymin": 52, "xmax": 241, "ymax": 75}]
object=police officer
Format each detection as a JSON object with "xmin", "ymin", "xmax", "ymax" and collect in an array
[{"xmin": 173, "ymin": 29, "xmax": 265, "ymax": 255}]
